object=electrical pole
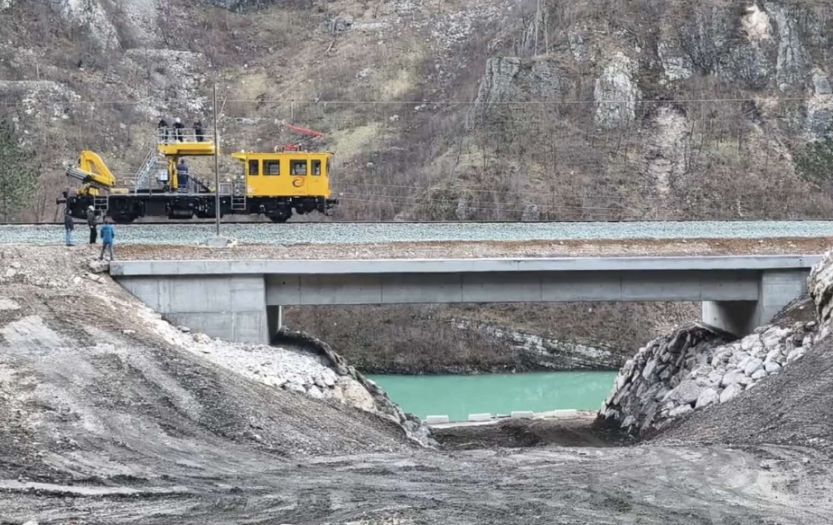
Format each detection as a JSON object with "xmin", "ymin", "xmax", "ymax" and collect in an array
[{"xmin": 213, "ymin": 82, "xmax": 221, "ymax": 236}]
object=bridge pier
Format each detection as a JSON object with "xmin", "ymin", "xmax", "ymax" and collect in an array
[
  {"xmin": 702, "ymin": 269, "xmax": 808, "ymax": 336},
  {"xmin": 266, "ymin": 305, "xmax": 284, "ymax": 341}
]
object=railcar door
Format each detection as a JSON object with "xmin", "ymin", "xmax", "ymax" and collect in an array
[
  {"xmin": 306, "ymin": 155, "xmax": 330, "ymax": 198},
  {"xmin": 289, "ymin": 158, "xmax": 309, "ymax": 196}
]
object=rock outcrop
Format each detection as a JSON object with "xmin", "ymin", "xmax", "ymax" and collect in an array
[
  {"xmin": 472, "ymin": 56, "xmax": 567, "ymax": 124},
  {"xmin": 453, "ymin": 318, "xmax": 622, "ymax": 370},
  {"xmin": 594, "ymin": 52, "xmax": 640, "ymax": 129},
  {"xmin": 203, "ymin": 0, "xmax": 278, "ymax": 12}
]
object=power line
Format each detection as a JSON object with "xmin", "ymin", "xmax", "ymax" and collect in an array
[{"xmin": 0, "ymin": 95, "xmax": 827, "ymax": 107}]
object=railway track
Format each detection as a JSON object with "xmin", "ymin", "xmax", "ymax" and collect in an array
[{"xmin": 8, "ymin": 219, "xmax": 833, "ymax": 226}]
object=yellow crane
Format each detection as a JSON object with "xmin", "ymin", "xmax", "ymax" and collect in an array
[{"xmin": 65, "ymin": 150, "xmax": 118, "ymax": 197}]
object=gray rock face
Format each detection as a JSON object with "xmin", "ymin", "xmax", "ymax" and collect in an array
[
  {"xmin": 767, "ymin": 2, "xmax": 810, "ymax": 92},
  {"xmin": 669, "ymin": 2, "xmax": 812, "ymax": 93},
  {"xmin": 594, "ymin": 52, "xmax": 640, "ymax": 129},
  {"xmin": 657, "ymin": 41, "xmax": 693, "ymax": 82},
  {"xmin": 453, "ymin": 319, "xmax": 621, "ymax": 370},
  {"xmin": 472, "ymin": 56, "xmax": 567, "ymax": 124},
  {"xmin": 202, "ymin": 0, "xmax": 277, "ymax": 11}
]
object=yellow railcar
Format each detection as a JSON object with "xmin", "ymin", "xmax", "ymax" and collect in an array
[
  {"xmin": 231, "ymin": 151, "xmax": 335, "ymax": 222},
  {"xmin": 60, "ymin": 127, "xmax": 338, "ymax": 222}
]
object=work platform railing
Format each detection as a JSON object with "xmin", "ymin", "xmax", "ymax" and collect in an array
[{"xmin": 156, "ymin": 127, "xmax": 214, "ymax": 145}]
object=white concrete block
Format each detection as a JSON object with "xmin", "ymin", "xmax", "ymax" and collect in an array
[
  {"xmin": 551, "ymin": 409, "xmax": 579, "ymax": 418},
  {"xmin": 467, "ymin": 413, "xmax": 493, "ymax": 422},
  {"xmin": 424, "ymin": 415, "xmax": 450, "ymax": 425},
  {"xmin": 510, "ymin": 411, "xmax": 535, "ymax": 419}
]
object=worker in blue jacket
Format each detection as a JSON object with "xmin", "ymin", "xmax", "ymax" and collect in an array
[{"xmin": 99, "ymin": 218, "xmax": 115, "ymax": 261}]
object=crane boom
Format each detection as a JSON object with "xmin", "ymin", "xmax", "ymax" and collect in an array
[
  {"xmin": 285, "ymin": 124, "xmax": 324, "ymax": 139},
  {"xmin": 66, "ymin": 150, "xmax": 117, "ymax": 195}
]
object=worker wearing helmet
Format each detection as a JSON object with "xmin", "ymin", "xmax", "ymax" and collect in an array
[
  {"xmin": 173, "ymin": 117, "xmax": 185, "ymax": 142},
  {"xmin": 86, "ymin": 205, "xmax": 98, "ymax": 244}
]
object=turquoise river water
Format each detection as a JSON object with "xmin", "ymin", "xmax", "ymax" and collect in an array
[{"xmin": 368, "ymin": 371, "xmax": 617, "ymax": 422}]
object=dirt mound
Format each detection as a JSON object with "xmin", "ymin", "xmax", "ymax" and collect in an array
[{"xmin": 0, "ymin": 246, "xmax": 414, "ymax": 483}]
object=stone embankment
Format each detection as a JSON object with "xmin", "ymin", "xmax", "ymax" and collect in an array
[
  {"xmin": 601, "ymin": 321, "xmax": 814, "ymax": 435},
  {"xmin": 602, "ymin": 250, "xmax": 833, "ymax": 436}
]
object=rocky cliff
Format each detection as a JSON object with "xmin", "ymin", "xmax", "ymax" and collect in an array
[{"xmin": 3, "ymin": 1, "xmax": 833, "ymax": 221}]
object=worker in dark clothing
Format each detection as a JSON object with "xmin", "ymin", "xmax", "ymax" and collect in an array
[
  {"xmin": 157, "ymin": 117, "xmax": 169, "ymax": 144},
  {"xmin": 64, "ymin": 208, "xmax": 75, "ymax": 246},
  {"xmin": 86, "ymin": 205, "xmax": 97, "ymax": 244},
  {"xmin": 173, "ymin": 118, "xmax": 185, "ymax": 142},
  {"xmin": 177, "ymin": 159, "xmax": 189, "ymax": 193},
  {"xmin": 194, "ymin": 120, "xmax": 204, "ymax": 142}
]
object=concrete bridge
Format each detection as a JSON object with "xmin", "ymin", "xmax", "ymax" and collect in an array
[{"xmin": 110, "ymin": 255, "xmax": 821, "ymax": 344}]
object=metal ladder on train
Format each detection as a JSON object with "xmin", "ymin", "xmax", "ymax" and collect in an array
[
  {"xmin": 93, "ymin": 195, "xmax": 109, "ymax": 213},
  {"xmin": 133, "ymin": 148, "xmax": 160, "ymax": 192},
  {"xmin": 231, "ymin": 177, "xmax": 247, "ymax": 212}
]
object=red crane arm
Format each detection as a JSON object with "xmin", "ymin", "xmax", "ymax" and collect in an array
[{"xmin": 285, "ymin": 124, "xmax": 324, "ymax": 139}]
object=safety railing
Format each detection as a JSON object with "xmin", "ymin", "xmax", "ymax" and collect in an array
[{"xmin": 156, "ymin": 127, "xmax": 213, "ymax": 145}]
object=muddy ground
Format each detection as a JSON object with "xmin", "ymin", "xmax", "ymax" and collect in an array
[{"xmin": 2, "ymin": 246, "xmax": 833, "ymax": 523}]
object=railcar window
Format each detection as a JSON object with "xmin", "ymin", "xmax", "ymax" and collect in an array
[
  {"xmin": 265, "ymin": 160, "xmax": 280, "ymax": 176},
  {"xmin": 248, "ymin": 159, "xmax": 260, "ymax": 176},
  {"xmin": 291, "ymin": 160, "xmax": 307, "ymax": 176},
  {"xmin": 312, "ymin": 160, "xmax": 321, "ymax": 176}
]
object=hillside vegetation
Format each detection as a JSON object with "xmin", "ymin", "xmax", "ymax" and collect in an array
[{"xmin": 2, "ymin": 0, "xmax": 833, "ymax": 221}]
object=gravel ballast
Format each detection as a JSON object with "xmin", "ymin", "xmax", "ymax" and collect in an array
[{"xmin": 4, "ymin": 221, "xmax": 833, "ymax": 246}]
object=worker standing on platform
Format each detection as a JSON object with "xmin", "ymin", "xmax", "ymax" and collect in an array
[
  {"xmin": 173, "ymin": 118, "xmax": 185, "ymax": 142},
  {"xmin": 157, "ymin": 117, "xmax": 169, "ymax": 144},
  {"xmin": 194, "ymin": 120, "xmax": 204, "ymax": 142},
  {"xmin": 99, "ymin": 219, "xmax": 115, "ymax": 261},
  {"xmin": 64, "ymin": 208, "xmax": 75, "ymax": 246},
  {"xmin": 177, "ymin": 159, "xmax": 189, "ymax": 193},
  {"xmin": 86, "ymin": 205, "xmax": 97, "ymax": 244}
]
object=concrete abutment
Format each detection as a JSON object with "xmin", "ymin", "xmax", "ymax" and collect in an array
[
  {"xmin": 702, "ymin": 269, "xmax": 808, "ymax": 336},
  {"xmin": 119, "ymin": 274, "xmax": 270, "ymax": 344}
]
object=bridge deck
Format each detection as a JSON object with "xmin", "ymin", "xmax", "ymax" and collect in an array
[
  {"xmin": 110, "ymin": 255, "xmax": 821, "ymax": 277},
  {"xmin": 111, "ymin": 254, "xmax": 821, "ymax": 342}
]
